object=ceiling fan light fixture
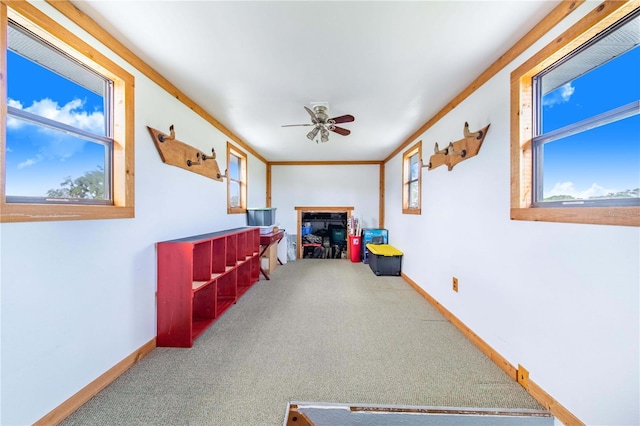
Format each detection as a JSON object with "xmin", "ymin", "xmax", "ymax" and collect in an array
[
  {"xmin": 320, "ymin": 127, "xmax": 329, "ymax": 143},
  {"xmin": 307, "ymin": 126, "xmax": 320, "ymax": 141}
]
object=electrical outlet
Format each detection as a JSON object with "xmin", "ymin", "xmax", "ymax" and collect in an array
[{"xmin": 452, "ymin": 277, "xmax": 458, "ymax": 292}]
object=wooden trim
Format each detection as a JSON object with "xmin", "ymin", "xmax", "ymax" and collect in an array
[
  {"xmin": 511, "ymin": 1, "xmax": 632, "ymax": 82},
  {"xmin": 286, "ymin": 404, "xmax": 315, "ymax": 426},
  {"xmin": 379, "ymin": 163, "xmax": 385, "ymax": 228},
  {"xmin": 511, "ymin": 206, "xmax": 640, "ymax": 226},
  {"xmin": 0, "ymin": 2, "xmax": 7, "ymax": 208},
  {"xmin": 34, "ymin": 338, "xmax": 156, "ymax": 425},
  {"xmin": 295, "ymin": 206, "xmax": 354, "ymax": 212},
  {"xmin": 0, "ymin": 204, "xmax": 135, "ymax": 223},
  {"xmin": 526, "ymin": 378, "xmax": 584, "ymax": 425},
  {"xmin": 297, "ymin": 209, "xmax": 302, "ymax": 259},
  {"xmin": 510, "ymin": 1, "xmax": 639, "ymax": 227},
  {"xmin": 1, "ymin": 1, "xmax": 135, "ymax": 223},
  {"xmin": 266, "ymin": 163, "xmax": 272, "ymax": 207},
  {"xmin": 383, "ymin": 1, "xmax": 585, "ymax": 164},
  {"xmin": 268, "ymin": 161, "xmax": 382, "ymax": 166},
  {"xmin": 401, "ymin": 273, "xmax": 584, "ymax": 426},
  {"xmin": 44, "ymin": 0, "xmax": 267, "ymax": 165}
]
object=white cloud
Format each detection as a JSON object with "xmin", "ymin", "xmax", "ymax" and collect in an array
[
  {"xmin": 542, "ymin": 83, "xmax": 575, "ymax": 107},
  {"xmin": 6, "ymin": 99, "xmax": 24, "ymax": 129},
  {"xmin": 7, "ymin": 97, "xmax": 106, "ymax": 164},
  {"xmin": 545, "ymin": 181, "xmax": 618, "ymax": 199},
  {"xmin": 17, "ymin": 155, "xmax": 43, "ymax": 169},
  {"xmin": 8, "ymin": 99, "xmax": 23, "ymax": 109},
  {"xmin": 6, "ymin": 97, "xmax": 104, "ymax": 134}
]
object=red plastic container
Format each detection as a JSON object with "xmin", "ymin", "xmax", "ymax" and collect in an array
[{"xmin": 349, "ymin": 236, "xmax": 361, "ymax": 262}]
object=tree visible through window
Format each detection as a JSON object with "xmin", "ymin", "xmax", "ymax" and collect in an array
[{"xmin": 6, "ymin": 21, "xmax": 112, "ymax": 204}]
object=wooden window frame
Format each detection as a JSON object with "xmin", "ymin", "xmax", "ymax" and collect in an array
[
  {"xmin": 510, "ymin": 2, "xmax": 639, "ymax": 227},
  {"xmin": 226, "ymin": 142, "xmax": 247, "ymax": 214},
  {"xmin": 402, "ymin": 141, "xmax": 421, "ymax": 215},
  {"xmin": 0, "ymin": 2, "xmax": 134, "ymax": 223}
]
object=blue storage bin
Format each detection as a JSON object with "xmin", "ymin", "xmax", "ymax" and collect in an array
[{"xmin": 362, "ymin": 228, "xmax": 388, "ymax": 263}]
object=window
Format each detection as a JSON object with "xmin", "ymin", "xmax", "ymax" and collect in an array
[
  {"xmin": 402, "ymin": 141, "xmax": 421, "ymax": 214},
  {"xmin": 511, "ymin": 3, "xmax": 639, "ymax": 226},
  {"xmin": 1, "ymin": 2, "xmax": 134, "ymax": 222},
  {"xmin": 227, "ymin": 142, "xmax": 247, "ymax": 214}
]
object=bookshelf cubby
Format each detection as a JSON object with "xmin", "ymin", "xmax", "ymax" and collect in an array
[{"xmin": 156, "ymin": 227, "xmax": 260, "ymax": 347}]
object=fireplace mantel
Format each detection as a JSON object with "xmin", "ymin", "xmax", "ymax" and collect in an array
[{"xmin": 295, "ymin": 206, "xmax": 354, "ymax": 259}]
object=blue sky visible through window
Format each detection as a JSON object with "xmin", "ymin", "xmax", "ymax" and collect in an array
[
  {"xmin": 540, "ymin": 46, "xmax": 640, "ymax": 201},
  {"xmin": 5, "ymin": 50, "xmax": 106, "ymax": 198}
]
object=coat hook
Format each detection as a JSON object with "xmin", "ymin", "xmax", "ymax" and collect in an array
[
  {"xmin": 217, "ymin": 169, "xmax": 228, "ymax": 179},
  {"xmin": 447, "ymin": 143, "xmax": 467, "ymax": 158},
  {"xmin": 187, "ymin": 152, "xmax": 202, "ymax": 167},
  {"xmin": 201, "ymin": 148, "xmax": 216, "ymax": 161},
  {"xmin": 157, "ymin": 124, "xmax": 175, "ymax": 143},
  {"xmin": 463, "ymin": 121, "xmax": 483, "ymax": 140},
  {"xmin": 433, "ymin": 142, "xmax": 449, "ymax": 155}
]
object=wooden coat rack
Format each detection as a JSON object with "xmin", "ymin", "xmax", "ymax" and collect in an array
[
  {"xmin": 423, "ymin": 122, "xmax": 490, "ymax": 171},
  {"xmin": 147, "ymin": 125, "xmax": 225, "ymax": 181}
]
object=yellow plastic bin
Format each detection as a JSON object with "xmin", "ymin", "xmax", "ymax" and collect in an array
[{"xmin": 366, "ymin": 244, "xmax": 403, "ymax": 276}]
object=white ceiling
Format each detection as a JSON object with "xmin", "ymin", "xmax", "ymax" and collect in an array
[{"xmin": 69, "ymin": 1, "xmax": 562, "ymax": 162}]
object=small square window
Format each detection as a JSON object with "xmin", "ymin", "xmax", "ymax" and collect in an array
[
  {"xmin": 402, "ymin": 141, "xmax": 421, "ymax": 214},
  {"xmin": 227, "ymin": 142, "xmax": 247, "ymax": 214}
]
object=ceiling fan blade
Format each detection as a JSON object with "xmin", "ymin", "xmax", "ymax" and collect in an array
[
  {"xmin": 304, "ymin": 106, "xmax": 318, "ymax": 123},
  {"xmin": 330, "ymin": 126, "xmax": 351, "ymax": 136},
  {"xmin": 330, "ymin": 114, "xmax": 355, "ymax": 124},
  {"xmin": 282, "ymin": 124, "xmax": 314, "ymax": 127}
]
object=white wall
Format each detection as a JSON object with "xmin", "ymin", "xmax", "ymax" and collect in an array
[
  {"xmin": 384, "ymin": 3, "xmax": 639, "ymax": 425},
  {"xmin": 0, "ymin": 3, "xmax": 266, "ymax": 424},
  {"xmin": 270, "ymin": 164, "xmax": 380, "ymax": 236}
]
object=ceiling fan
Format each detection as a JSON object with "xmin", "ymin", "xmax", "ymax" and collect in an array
[{"xmin": 282, "ymin": 105, "xmax": 355, "ymax": 143}]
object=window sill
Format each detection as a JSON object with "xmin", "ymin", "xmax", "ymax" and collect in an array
[
  {"xmin": 0, "ymin": 203, "xmax": 134, "ymax": 223},
  {"xmin": 510, "ymin": 206, "xmax": 639, "ymax": 227},
  {"xmin": 402, "ymin": 208, "xmax": 421, "ymax": 215},
  {"xmin": 228, "ymin": 207, "xmax": 247, "ymax": 215}
]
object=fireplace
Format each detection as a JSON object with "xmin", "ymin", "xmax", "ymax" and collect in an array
[{"xmin": 295, "ymin": 206, "xmax": 354, "ymax": 259}]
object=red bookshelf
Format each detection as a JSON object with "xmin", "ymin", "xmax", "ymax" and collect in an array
[{"xmin": 156, "ymin": 227, "xmax": 260, "ymax": 347}]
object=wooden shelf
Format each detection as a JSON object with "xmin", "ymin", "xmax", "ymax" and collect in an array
[
  {"xmin": 157, "ymin": 227, "xmax": 261, "ymax": 347},
  {"xmin": 192, "ymin": 280, "xmax": 211, "ymax": 291}
]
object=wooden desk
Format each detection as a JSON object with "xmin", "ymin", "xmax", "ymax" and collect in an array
[{"xmin": 259, "ymin": 230, "xmax": 284, "ymax": 280}]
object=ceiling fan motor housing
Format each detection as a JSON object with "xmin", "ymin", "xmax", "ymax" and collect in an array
[{"xmin": 313, "ymin": 105, "xmax": 329, "ymax": 123}]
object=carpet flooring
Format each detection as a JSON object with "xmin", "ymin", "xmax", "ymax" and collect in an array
[{"xmin": 61, "ymin": 259, "xmax": 543, "ymax": 425}]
